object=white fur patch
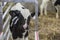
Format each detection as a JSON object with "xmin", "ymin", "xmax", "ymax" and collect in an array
[
  {"xmin": 25, "ymin": 37, "xmax": 28, "ymax": 40},
  {"xmin": 14, "ymin": 18, "xmax": 19, "ymax": 24},
  {"xmin": 12, "ymin": 16, "xmax": 17, "ymax": 22},
  {"xmin": 11, "ymin": 16, "xmax": 19, "ymax": 26},
  {"xmin": 11, "ymin": 3, "xmax": 24, "ymax": 10},
  {"xmin": 23, "ymin": 23, "xmax": 27, "ymax": 29},
  {"xmin": 11, "ymin": 3, "xmax": 31, "ymax": 19},
  {"xmin": 23, "ymin": 30, "xmax": 28, "ymax": 36},
  {"xmin": 32, "ymin": 16, "xmax": 36, "ymax": 20},
  {"xmin": 23, "ymin": 30, "xmax": 28, "ymax": 40},
  {"xmin": 21, "ymin": 9, "xmax": 31, "ymax": 19}
]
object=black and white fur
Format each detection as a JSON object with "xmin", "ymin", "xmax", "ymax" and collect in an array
[
  {"xmin": 40, "ymin": 0, "xmax": 60, "ymax": 18},
  {"xmin": 54, "ymin": 0, "xmax": 60, "ymax": 18},
  {"xmin": 9, "ymin": 3, "xmax": 40, "ymax": 40}
]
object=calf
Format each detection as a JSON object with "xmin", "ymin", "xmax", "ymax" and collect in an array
[
  {"xmin": 40, "ymin": 0, "xmax": 60, "ymax": 18},
  {"xmin": 40, "ymin": 0, "xmax": 50, "ymax": 15},
  {"xmin": 9, "ymin": 3, "xmax": 40, "ymax": 40},
  {"xmin": 54, "ymin": 0, "xmax": 60, "ymax": 18}
]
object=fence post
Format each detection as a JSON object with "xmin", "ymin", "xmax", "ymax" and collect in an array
[
  {"xmin": 35, "ymin": 0, "xmax": 39, "ymax": 40},
  {"xmin": 0, "ymin": 2, "xmax": 3, "ymax": 40}
]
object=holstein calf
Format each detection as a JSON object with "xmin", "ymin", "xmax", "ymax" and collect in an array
[
  {"xmin": 40, "ymin": 0, "xmax": 50, "ymax": 15},
  {"xmin": 9, "ymin": 3, "xmax": 40, "ymax": 40},
  {"xmin": 54, "ymin": 0, "xmax": 60, "ymax": 18},
  {"xmin": 40, "ymin": 0, "xmax": 60, "ymax": 18}
]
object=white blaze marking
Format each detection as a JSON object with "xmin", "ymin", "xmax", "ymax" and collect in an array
[
  {"xmin": 21, "ymin": 9, "xmax": 31, "ymax": 19},
  {"xmin": 23, "ymin": 23, "xmax": 27, "ymax": 29},
  {"xmin": 11, "ymin": 3, "xmax": 31, "ymax": 19},
  {"xmin": 25, "ymin": 37, "xmax": 28, "ymax": 40},
  {"xmin": 11, "ymin": 16, "xmax": 18, "ymax": 26},
  {"xmin": 14, "ymin": 18, "xmax": 19, "ymax": 24},
  {"xmin": 12, "ymin": 16, "xmax": 17, "ymax": 22},
  {"xmin": 23, "ymin": 19, "xmax": 28, "ymax": 29}
]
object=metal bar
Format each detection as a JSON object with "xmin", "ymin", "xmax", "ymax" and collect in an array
[
  {"xmin": 0, "ymin": 2, "xmax": 2, "ymax": 14},
  {"xmin": 6, "ymin": 32, "xmax": 10, "ymax": 40},
  {"xmin": 2, "ymin": 2, "xmax": 7, "ymax": 8},
  {"xmin": 34, "ymin": 0, "xmax": 39, "ymax": 40},
  {"xmin": 0, "ymin": 2, "xmax": 3, "ymax": 40},
  {"xmin": 3, "ymin": 0, "xmax": 35, "ymax": 3},
  {"xmin": 0, "ymin": 2, "xmax": 3, "ymax": 36},
  {"xmin": 35, "ymin": 0, "xmax": 38, "ymax": 31},
  {"xmin": 3, "ymin": 16, "xmax": 10, "ymax": 29},
  {"xmin": 2, "ymin": 4, "xmax": 12, "ymax": 20},
  {"xmin": 6, "ymin": 25, "xmax": 10, "ymax": 40},
  {"xmin": 0, "ymin": 32, "xmax": 3, "ymax": 40},
  {"xmin": 3, "ymin": 24, "xmax": 9, "ymax": 39}
]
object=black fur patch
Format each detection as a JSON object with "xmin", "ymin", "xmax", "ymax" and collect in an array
[{"xmin": 54, "ymin": 0, "xmax": 60, "ymax": 6}]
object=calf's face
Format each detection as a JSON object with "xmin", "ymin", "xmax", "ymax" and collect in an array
[
  {"xmin": 9, "ymin": 10, "xmax": 31, "ymax": 30},
  {"xmin": 9, "ymin": 3, "xmax": 37, "ymax": 39},
  {"xmin": 9, "ymin": 10, "xmax": 31, "ymax": 39}
]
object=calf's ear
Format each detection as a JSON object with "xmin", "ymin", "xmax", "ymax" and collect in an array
[
  {"xmin": 15, "ymin": 10, "xmax": 20, "ymax": 15},
  {"xmin": 31, "ymin": 11, "xmax": 40, "ymax": 20},
  {"xmin": 9, "ymin": 10, "xmax": 16, "ymax": 17},
  {"xmin": 9, "ymin": 11, "xmax": 12, "ymax": 16}
]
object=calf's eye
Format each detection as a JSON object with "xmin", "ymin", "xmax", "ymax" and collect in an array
[{"xmin": 22, "ymin": 7, "xmax": 25, "ymax": 9}]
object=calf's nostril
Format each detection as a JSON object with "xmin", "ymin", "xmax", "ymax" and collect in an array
[{"xmin": 23, "ymin": 23, "xmax": 27, "ymax": 29}]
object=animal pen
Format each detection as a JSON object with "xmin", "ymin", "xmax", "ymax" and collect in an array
[{"xmin": 2, "ymin": 0, "xmax": 39, "ymax": 40}]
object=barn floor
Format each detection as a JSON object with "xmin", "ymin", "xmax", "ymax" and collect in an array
[{"xmin": 29, "ymin": 12, "xmax": 60, "ymax": 40}]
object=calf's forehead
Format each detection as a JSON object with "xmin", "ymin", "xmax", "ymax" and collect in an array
[
  {"xmin": 10, "ymin": 3, "xmax": 31, "ymax": 24},
  {"xmin": 20, "ymin": 9, "xmax": 31, "ymax": 19}
]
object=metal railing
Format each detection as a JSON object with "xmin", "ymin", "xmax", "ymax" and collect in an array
[{"xmin": 2, "ymin": 3, "xmax": 13, "ymax": 40}]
